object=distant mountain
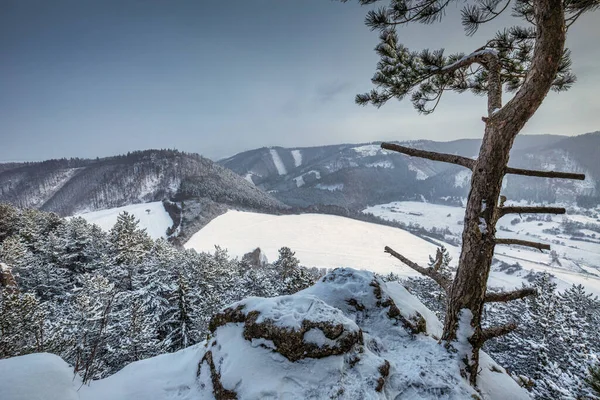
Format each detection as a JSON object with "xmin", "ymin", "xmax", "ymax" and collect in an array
[
  {"xmin": 0, "ymin": 150, "xmax": 285, "ymax": 216},
  {"xmin": 220, "ymin": 133, "xmax": 598, "ymax": 208}
]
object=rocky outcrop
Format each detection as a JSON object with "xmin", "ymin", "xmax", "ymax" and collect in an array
[
  {"xmin": 240, "ymin": 247, "xmax": 269, "ymax": 269},
  {"xmin": 209, "ymin": 296, "xmax": 363, "ymax": 362},
  {"xmin": 0, "ymin": 263, "xmax": 18, "ymax": 294},
  {"xmin": 196, "ymin": 268, "xmax": 523, "ymax": 400}
]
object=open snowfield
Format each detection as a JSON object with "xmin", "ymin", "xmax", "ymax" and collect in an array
[
  {"xmin": 185, "ymin": 210, "xmax": 600, "ymax": 296},
  {"xmin": 74, "ymin": 201, "xmax": 173, "ymax": 239},
  {"xmin": 185, "ymin": 210, "xmax": 451, "ymax": 276}
]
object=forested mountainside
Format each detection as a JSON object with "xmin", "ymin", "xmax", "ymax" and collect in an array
[
  {"xmin": 0, "ymin": 150, "xmax": 285, "ymax": 216},
  {"xmin": 221, "ymin": 132, "xmax": 599, "ymax": 208}
]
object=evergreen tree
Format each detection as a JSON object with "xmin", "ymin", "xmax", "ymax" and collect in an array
[
  {"xmin": 162, "ymin": 272, "xmax": 196, "ymax": 352},
  {"xmin": 0, "ymin": 288, "xmax": 45, "ymax": 358},
  {"xmin": 109, "ymin": 212, "xmax": 152, "ymax": 290},
  {"xmin": 587, "ymin": 364, "xmax": 600, "ymax": 397}
]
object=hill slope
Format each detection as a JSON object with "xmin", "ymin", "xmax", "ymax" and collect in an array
[
  {"xmin": 0, "ymin": 150, "xmax": 284, "ymax": 216},
  {"xmin": 220, "ymin": 133, "xmax": 598, "ymax": 208}
]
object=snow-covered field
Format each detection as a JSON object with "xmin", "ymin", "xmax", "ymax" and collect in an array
[
  {"xmin": 184, "ymin": 210, "xmax": 600, "ymax": 296},
  {"xmin": 74, "ymin": 202, "xmax": 173, "ymax": 239},
  {"xmin": 185, "ymin": 210, "xmax": 449, "ymax": 275}
]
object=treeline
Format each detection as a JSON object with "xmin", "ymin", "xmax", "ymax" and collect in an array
[{"xmin": 0, "ymin": 204, "xmax": 315, "ymax": 381}]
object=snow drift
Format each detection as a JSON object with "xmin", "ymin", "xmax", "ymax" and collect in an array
[{"xmin": 0, "ymin": 268, "xmax": 528, "ymax": 400}]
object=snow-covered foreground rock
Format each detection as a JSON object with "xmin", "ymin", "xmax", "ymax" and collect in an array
[
  {"xmin": 0, "ymin": 269, "xmax": 528, "ymax": 400},
  {"xmin": 74, "ymin": 201, "xmax": 173, "ymax": 239}
]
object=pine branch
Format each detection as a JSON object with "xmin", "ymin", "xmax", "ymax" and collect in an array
[
  {"xmin": 478, "ymin": 322, "xmax": 517, "ymax": 344},
  {"xmin": 505, "ymin": 167, "xmax": 586, "ymax": 180},
  {"xmin": 380, "ymin": 143, "xmax": 475, "ymax": 169},
  {"xmin": 484, "ymin": 287, "xmax": 537, "ymax": 303},
  {"xmin": 499, "ymin": 206, "xmax": 566, "ymax": 217},
  {"xmin": 384, "ymin": 246, "xmax": 451, "ymax": 292},
  {"xmin": 495, "ymin": 238, "xmax": 550, "ymax": 251}
]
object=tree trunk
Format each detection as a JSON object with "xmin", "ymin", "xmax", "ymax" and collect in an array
[{"xmin": 441, "ymin": 0, "xmax": 567, "ymax": 385}]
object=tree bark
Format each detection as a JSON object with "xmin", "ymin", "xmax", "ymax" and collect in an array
[{"xmin": 441, "ymin": 0, "xmax": 566, "ymax": 386}]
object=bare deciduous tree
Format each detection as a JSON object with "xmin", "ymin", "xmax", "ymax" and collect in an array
[{"xmin": 339, "ymin": 0, "xmax": 598, "ymax": 386}]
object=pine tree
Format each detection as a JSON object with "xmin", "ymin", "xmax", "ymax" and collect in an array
[
  {"xmin": 162, "ymin": 272, "xmax": 196, "ymax": 352},
  {"xmin": 337, "ymin": 0, "xmax": 599, "ymax": 383},
  {"xmin": 109, "ymin": 212, "xmax": 152, "ymax": 290},
  {"xmin": 587, "ymin": 364, "xmax": 600, "ymax": 397},
  {"xmin": 0, "ymin": 204, "xmax": 20, "ymax": 244},
  {"xmin": 0, "ymin": 288, "xmax": 45, "ymax": 357}
]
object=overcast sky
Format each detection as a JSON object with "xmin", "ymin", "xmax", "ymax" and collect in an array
[{"xmin": 1, "ymin": 0, "xmax": 598, "ymax": 162}]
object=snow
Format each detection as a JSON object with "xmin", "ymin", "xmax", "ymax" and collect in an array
[
  {"xmin": 303, "ymin": 328, "xmax": 337, "ymax": 347},
  {"xmin": 454, "ymin": 170, "xmax": 471, "ymax": 187},
  {"xmin": 365, "ymin": 201, "xmax": 465, "ymax": 234},
  {"xmin": 80, "ymin": 345, "xmax": 205, "ymax": 400},
  {"xmin": 366, "ymin": 200, "xmax": 600, "ymax": 296},
  {"xmin": 308, "ymin": 170, "xmax": 321, "ymax": 179},
  {"xmin": 439, "ymin": 49, "xmax": 499, "ymax": 72},
  {"xmin": 315, "ymin": 183, "xmax": 344, "ymax": 191},
  {"xmin": 0, "ymin": 353, "xmax": 81, "ymax": 400},
  {"xmin": 136, "ymin": 174, "xmax": 162, "ymax": 201},
  {"xmin": 2, "ymin": 271, "xmax": 530, "ymax": 400},
  {"xmin": 352, "ymin": 144, "xmax": 383, "ymax": 157},
  {"xmin": 74, "ymin": 202, "xmax": 173, "ymax": 239},
  {"xmin": 244, "ymin": 173, "xmax": 254, "ymax": 184},
  {"xmin": 269, "ymin": 148, "xmax": 287, "ymax": 175},
  {"xmin": 231, "ymin": 294, "xmax": 359, "ymax": 332},
  {"xmin": 408, "ymin": 164, "xmax": 428, "ymax": 180},
  {"xmin": 196, "ymin": 268, "xmax": 527, "ymax": 399},
  {"xmin": 291, "ymin": 149, "xmax": 302, "ymax": 167},
  {"xmin": 293, "ymin": 175, "xmax": 305, "ymax": 187},
  {"xmin": 184, "ymin": 210, "xmax": 449, "ymax": 275},
  {"xmin": 366, "ymin": 160, "xmax": 394, "ymax": 168}
]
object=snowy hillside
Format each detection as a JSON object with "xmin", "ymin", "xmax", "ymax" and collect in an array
[
  {"xmin": 0, "ymin": 149, "xmax": 284, "ymax": 216},
  {"xmin": 0, "ymin": 269, "xmax": 529, "ymax": 400},
  {"xmin": 74, "ymin": 202, "xmax": 173, "ymax": 239},
  {"xmin": 184, "ymin": 210, "xmax": 600, "ymax": 295},
  {"xmin": 220, "ymin": 133, "xmax": 599, "ymax": 208}
]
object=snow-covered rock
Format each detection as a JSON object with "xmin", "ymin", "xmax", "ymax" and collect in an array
[{"xmin": 198, "ymin": 268, "xmax": 529, "ymax": 399}]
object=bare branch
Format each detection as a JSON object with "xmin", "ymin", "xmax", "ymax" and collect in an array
[
  {"xmin": 479, "ymin": 322, "xmax": 517, "ymax": 344},
  {"xmin": 495, "ymin": 238, "xmax": 550, "ymax": 252},
  {"xmin": 384, "ymin": 246, "xmax": 451, "ymax": 292},
  {"xmin": 499, "ymin": 206, "xmax": 566, "ymax": 217},
  {"xmin": 381, "ymin": 143, "xmax": 475, "ymax": 169},
  {"xmin": 505, "ymin": 167, "xmax": 586, "ymax": 180},
  {"xmin": 484, "ymin": 287, "xmax": 537, "ymax": 303}
]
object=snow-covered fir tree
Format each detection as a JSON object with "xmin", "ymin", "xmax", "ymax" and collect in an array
[{"xmin": 0, "ymin": 204, "xmax": 317, "ymax": 378}]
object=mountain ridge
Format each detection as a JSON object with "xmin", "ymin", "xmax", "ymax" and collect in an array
[
  {"xmin": 220, "ymin": 132, "xmax": 598, "ymax": 208},
  {"xmin": 0, "ymin": 149, "xmax": 285, "ymax": 217}
]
